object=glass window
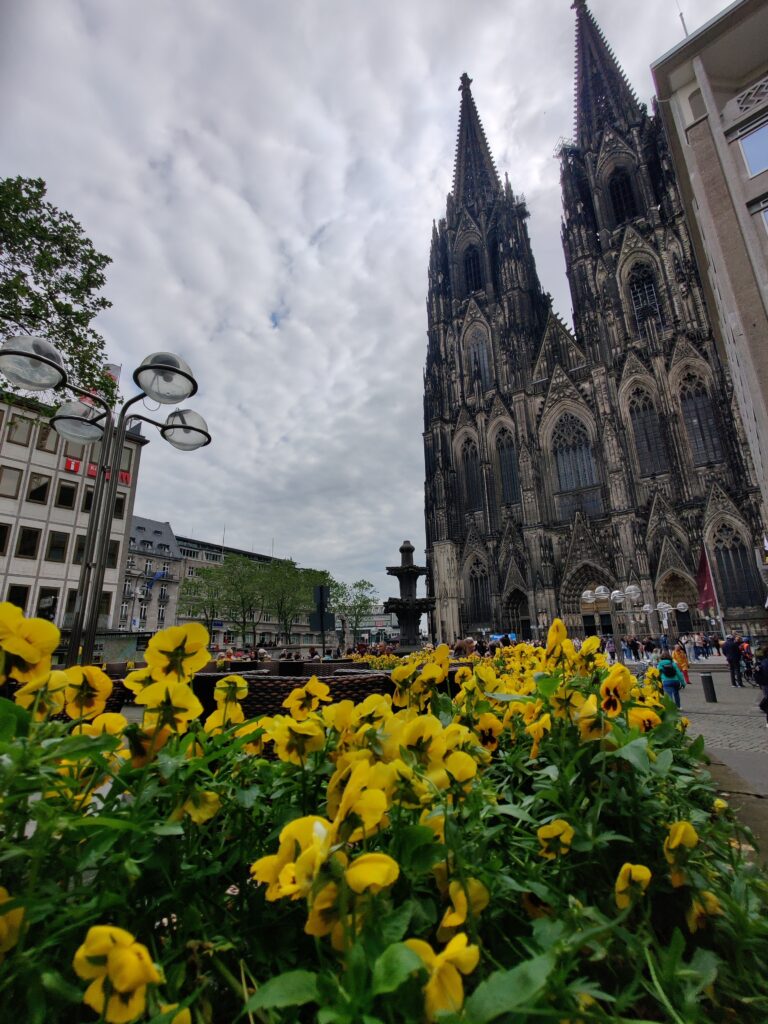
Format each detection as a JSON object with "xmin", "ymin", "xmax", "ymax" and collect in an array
[
  {"xmin": 495, "ymin": 430, "xmax": 521, "ymax": 503},
  {"xmin": 113, "ymin": 493, "xmax": 126, "ymax": 519},
  {"xmin": 65, "ymin": 588, "xmax": 78, "ymax": 615},
  {"xmin": 0, "ymin": 522, "xmax": 9, "ymax": 555},
  {"xmin": 468, "ymin": 561, "xmax": 491, "ymax": 622},
  {"xmin": 464, "ymin": 246, "xmax": 483, "ymax": 293},
  {"xmin": 0, "ymin": 466, "xmax": 23, "ymax": 499},
  {"xmin": 7, "ymin": 415, "xmax": 33, "ymax": 446},
  {"xmin": 628, "ymin": 390, "xmax": 667, "ymax": 476},
  {"xmin": 16, "ymin": 527, "xmax": 41, "ymax": 559},
  {"xmin": 680, "ymin": 375, "xmax": 723, "ymax": 465},
  {"xmin": 26, "ymin": 473, "xmax": 51, "ymax": 504},
  {"xmin": 461, "ymin": 440, "xmax": 483, "ymax": 512},
  {"xmin": 73, "ymin": 534, "xmax": 87, "ymax": 564},
  {"xmin": 120, "ymin": 447, "xmax": 132, "ymax": 472},
  {"xmin": 36, "ymin": 423, "xmax": 59, "ymax": 454},
  {"xmin": 157, "ymin": 605, "xmax": 166, "ymax": 624},
  {"xmin": 65, "ymin": 441, "xmax": 86, "ymax": 460},
  {"xmin": 552, "ymin": 414, "xmax": 597, "ymax": 491},
  {"xmin": 45, "ymin": 531, "xmax": 69, "ymax": 562},
  {"xmin": 466, "ymin": 335, "xmax": 490, "ymax": 388},
  {"xmin": 712, "ymin": 524, "xmax": 762, "ymax": 606},
  {"xmin": 608, "ymin": 168, "xmax": 637, "ymax": 226},
  {"xmin": 145, "ymin": 559, "xmax": 153, "ymax": 574},
  {"xmin": 629, "ymin": 263, "xmax": 664, "ymax": 334},
  {"xmin": 55, "ymin": 481, "xmax": 78, "ymax": 509},
  {"xmin": 36, "ymin": 587, "xmax": 59, "ymax": 622},
  {"xmin": 82, "ymin": 487, "xmax": 94, "ymax": 513},
  {"xmin": 107, "ymin": 539, "xmax": 120, "ymax": 569},
  {"xmin": 740, "ymin": 121, "xmax": 768, "ymax": 176},
  {"xmin": 98, "ymin": 592, "xmax": 112, "ymax": 617},
  {"xmin": 7, "ymin": 584, "xmax": 29, "ymax": 612}
]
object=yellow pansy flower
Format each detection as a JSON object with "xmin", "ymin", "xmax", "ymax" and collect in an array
[
  {"xmin": 160, "ymin": 1005, "xmax": 192, "ymax": 1024},
  {"xmin": 579, "ymin": 635, "xmax": 601, "ymax": 657},
  {"xmin": 475, "ymin": 712, "xmax": 503, "ymax": 751},
  {"xmin": 267, "ymin": 715, "xmax": 325, "ymax": 765},
  {"xmin": 525, "ymin": 713, "xmax": 552, "ymax": 759},
  {"xmin": 614, "ymin": 863, "xmax": 652, "ymax": 909},
  {"xmin": 72, "ymin": 712, "xmax": 127, "ymax": 738},
  {"xmin": 135, "ymin": 681, "xmax": 203, "ymax": 733},
  {"xmin": 545, "ymin": 618, "xmax": 567, "ymax": 659},
  {"xmin": 62, "ymin": 665, "xmax": 113, "ymax": 720},
  {"xmin": 204, "ymin": 702, "xmax": 245, "ymax": 734},
  {"xmin": 438, "ymin": 878, "xmax": 489, "ymax": 940},
  {"xmin": 405, "ymin": 933, "xmax": 480, "ymax": 1022},
  {"xmin": 13, "ymin": 670, "xmax": 66, "ymax": 720},
  {"xmin": 213, "ymin": 673, "xmax": 248, "ymax": 704},
  {"xmin": 122, "ymin": 667, "xmax": 154, "ymax": 695},
  {"xmin": 282, "ymin": 676, "xmax": 332, "ymax": 720},
  {"xmin": 144, "ymin": 622, "xmax": 210, "ymax": 684},
  {"xmin": 345, "ymin": 853, "xmax": 400, "ymax": 893},
  {"xmin": 686, "ymin": 890, "xmax": 723, "ymax": 933},
  {"xmin": 0, "ymin": 888, "xmax": 24, "ymax": 963},
  {"xmin": 663, "ymin": 821, "xmax": 699, "ymax": 865},
  {"xmin": 0, "ymin": 602, "xmax": 60, "ymax": 683},
  {"xmin": 712, "ymin": 798, "xmax": 728, "ymax": 815},
  {"xmin": 444, "ymin": 750, "xmax": 477, "ymax": 785},
  {"xmin": 73, "ymin": 925, "xmax": 161, "ymax": 1024},
  {"xmin": 627, "ymin": 707, "xmax": 661, "ymax": 733},
  {"xmin": 251, "ymin": 815, "xmax": 333, "ymax": 901},
  {"xmin": 235, "ymin": 718, "xmax": 271, "ymax": 755},
  {"xmin": 174, "ymin": 789, "xmax": 221, "ymax": 825},
  {"xmin": 304, "ymin": 882, "xmax": 340, "ymax": 937},
  {"xmin": 537, "ymin": 818, "xmax": 574, "ymax": 859}
]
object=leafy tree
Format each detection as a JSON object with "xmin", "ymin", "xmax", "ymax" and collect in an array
[
  {"xmin": 261, "ymin": 560, "xmax": 328, "ymax": 645},
  {"xmin": 177, "ymin": 566, "xmax": 224, "ymax": 635},
  {"xmin": 329, "ymin": 579, "xmax": 378, "ymax": 645},
  {"xmin": 218, "ymin": 555, "xmax": 269, "ymax": 649},
  {"xmin": 0, "ymin": 176, "xmax": 116, "ymax": 400}
]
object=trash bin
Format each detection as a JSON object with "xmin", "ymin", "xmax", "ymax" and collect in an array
[{"xmin": 701, "ymin": 672, "xmax": 717, "ymax": 703}]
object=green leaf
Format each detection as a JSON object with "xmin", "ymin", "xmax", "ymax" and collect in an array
[
  {"xmin": 152, "ymin": 822, "xmax": 185, "ymax": 837},
  {"xmin": 0, "ymin": 697, "xmax": 30, "ymax": 739},
  {"xmin": 493, "ymin": 803, "xmax": 535, "ymax": 823},
  {"xmin": 245, "ymin": 970, "xmax": 319, "ymax": 1010},
  {"xmin": 651, "ymin": 748, "xmax": 674, "ymax": 776},
  {"xmin": 464, "ymin": 954, "xmax": 555, "ymax": 1023},
  {"xmin": 534, "ymin": 673, "xmax": 560, "ymax": 698},
  {"xmin": 612, "ymin": 737, "xmax": 650, "ymax": 772},
  {"xmin": 372, "ymin": 943, "xmax": 423, "ymax": 996},
  {"xmin": 378, "ymin": 901, "xmax": 414, "ymax": 945}
]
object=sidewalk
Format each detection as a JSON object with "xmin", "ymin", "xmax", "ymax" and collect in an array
[{"xmin": 681, "ymin": 659, "xmax": 767, "ymax": 863}]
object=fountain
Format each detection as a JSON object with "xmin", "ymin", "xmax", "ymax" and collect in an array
[{"xmin": 383, "ymin": 540, "xmax": 435, "ymax": 651}]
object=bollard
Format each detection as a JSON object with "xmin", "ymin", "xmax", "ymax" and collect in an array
[{"xmin": 701, "ymin": 672, "xmax": 717, "ymax": 703}]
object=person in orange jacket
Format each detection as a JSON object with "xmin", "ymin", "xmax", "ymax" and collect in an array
[{"xmin": 672, "ymin": 641, "xmax": 690, "ymax": 685}]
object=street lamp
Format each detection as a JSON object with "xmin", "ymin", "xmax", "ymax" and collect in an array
[{"xmin": 0, "ymin": 336, "xmax": 210, "ymax": 665}]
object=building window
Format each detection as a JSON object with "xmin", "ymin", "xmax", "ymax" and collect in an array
[
  {"xmin": 552, "ymin": 413, "xmax": 597, "ymax": 491},
  {"xmin": 82, "ymin": 487, "xmax": 94, "ymax": 513},
  {"xmin": 466, "ymin": 332, "xmax": 490, "ymax": 388},
  {"xmin": 139, "ymin": 602, "xmax": 148, "ymax": 622},
  {"xmin": 126, "ymin": 556, "xmax": 135, "ymax": 570},
  {"xmin": 628, "ymin": 263, "xmax": 664, "ymax": 334},
  {"xmin": 65, "ymin": 441, "xmax": 86, "ymax": 460},
  {"xmin": 467, "ymin": 561, "xmax": 491, "ymax": 622},
  {"xmin": 45, "ymin": 531, "xmax": 69, "ymax": 562},
  {"xmin": 464, "ymin": 246, "xmax": 483, "ymax": 293},
  {"xmin": 26, "ymin": 473, "xmax": 51, "ymax": 504},
  {"xmin": 159, "ymin": 584, "xmax": 168, "ymax": 600},
  {"xmin": 106, "ymin": 540, "xmax": 120, "ymax": 569},
  {"xmin": 55, "ymin": 481, "xmax": 78, "ymax": 509},
  {"xmin": 119, "ymin": 601, "xmax": 129, "ymax": 621},
  {"xmin": 145, "ymin": 560, "xmax": 153, "ymax": 575},
  {"xmin": 608, "ymin": 168, "xmax": 637, "ymax": 226},
  {"xmin": 16, "ymin": 527, "xmax": 41, "ymax": 559},
  {"xmin": 628, "ymin": 389, "xmax": 667, "ymax": 476},
  {"xmin": 6, "ymin": 415, "xmax": 33, "ymax": 446},
  {"xmin": 461, "ymin": 439, "xmax": 483, "ymax": 512},
  {"xmin": 36, "ymin": 587, "xmax": 59, "ymax": 622},
  {"xmin": 712, "ymin": 524, "xmax": 761, "ymax": 607},
  {"xmin": 113, "ymin": 493, "xmax": 126, "ymax": 520},
  {"xmin": 99, "ymin": 592, "xmax": 112, "ymax": 619},
  {"xmin": 65, "ymin": 589, "xmax": 78, "ymax": 616},
  {"xmin": 7, "ymin": 584, "xmax": 29, "ymax": 612},
  {"xmin": 187, "ymin": 567, "xmax": 196, "ymax": 578},
  {"xmin": 73, "ymin": 534, "xmax": 87, "ymax": 564},
  {"xmin": 740, "ymin": 120, "xmax": 768, "ymax": 177},
  {"xmin": 0, "ymin": 522, "xmax": 9, "ymax": 555},
  {"xmin": 157, "ymin": 605, "xmax": 166, "ymax": 624},
  {"xmin": 36, "ymin": 423, "xmax": 59, "ymax": 454},
  {"xmin": 0, "ymin": 466, "xmax": 22, "ymax": 499},
  {"xmin": 495, "ymin": 429, "xmax": 521, "ymax": 504},
  {"xmin": 680, "ymin": 374, "xmax": 722, "ymax": 465},
  {"xmin": 120, "ymin": 447, "xmax": 132, "ymax": 472}
]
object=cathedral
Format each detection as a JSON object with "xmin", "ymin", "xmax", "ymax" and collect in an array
[{"xmin": 423, "ymin": 0, "xmax": 768, "ymax": 643}]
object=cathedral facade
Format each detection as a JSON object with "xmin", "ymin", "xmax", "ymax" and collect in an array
[{"xmin": 423, "ymin": 0, "xmax": 768, "ymax": 643}]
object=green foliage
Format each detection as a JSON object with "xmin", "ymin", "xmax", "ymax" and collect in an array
[
  {"xmin": 329, "ymin": 578, "xmax": 378, "ymax": 643},
  {"xmin": 0, "ymin": 176, "xmax": 116, "ymax": 401}
]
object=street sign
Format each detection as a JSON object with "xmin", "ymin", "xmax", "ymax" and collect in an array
[{"xmin": 309, "ymin": 611, "xmax": 335, "ymax": 632}]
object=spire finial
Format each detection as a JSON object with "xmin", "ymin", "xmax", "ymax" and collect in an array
[
  {"xmin": 459, "ymin": 72, "xmax": 472, "ymax": 93},
  {"xmin": 451, "ymin": 73, "xmax": 501, "ymax": 204}
]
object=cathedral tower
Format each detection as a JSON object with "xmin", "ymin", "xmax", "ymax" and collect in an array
[{"xmin": 424, "ymin": 2, "xmax": 767, "ymax": 643}]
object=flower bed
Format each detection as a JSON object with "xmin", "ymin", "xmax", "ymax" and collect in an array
[{"xmin": 0, "ymin": 605, "xmax": 766, "ymax": 1022}]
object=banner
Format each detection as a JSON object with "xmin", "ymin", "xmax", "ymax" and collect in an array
[{"xmin": 696, "ymin": 546, "xmax": 716, "ymax": 612}]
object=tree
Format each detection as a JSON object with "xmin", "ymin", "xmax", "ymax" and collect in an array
[
  {"xmin": 218, "ymin": 555, "xmax": 268, "ymax": 649},
  {"xmin": 0, "ymin": 176, "xmax": 117, "ymax": 400},
  {"xmin": 329, "ymin": 579, "xmax": 378, "ymax": 645},
  {"xmin": 261, "ymin": 560, "xmax": 328, "ymax": 645},
  {"xmin": 177, "ymin": 566, "xmax": 224, "ymax": 635}
]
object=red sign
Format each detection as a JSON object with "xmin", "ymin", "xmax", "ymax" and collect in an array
[
  {"xmin": 119, "ymin": 470, "xmax": 131, "ymax": 485},
  {"xmin": 87, "ymin": 462, "xmax": 98, "ymax": 478},
  {"xmin": 64, "ymin": 458, "xmax": 80, "ymax": 473},
  {"xmin": 696, "ymin": 546, "xmax": 716, "ymax": 612}
]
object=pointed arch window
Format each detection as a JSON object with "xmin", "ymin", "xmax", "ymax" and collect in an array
[
  {"xmin": 466, "ymin": 331, "xmax": 490, "ymax": 388},
  {"xmin": 608, "ymin": 168, "xmax": 637, "ymax": 226},
  {"xmin": 461, "ymin": 439, "xmax": 483, "ymax": 512},
  {"xmin": 552, "ymin": 413, "xmax": 597, "ymax": 492},
  {"xmin": 680, "ymin": 374, "xmax": 722, "ymax": 465},
  {"xmin": 628, "ymin": 263, "xmax": 664, "ymax": 334},
  {"xmin": 628, "ymin": 388, "xmax": 667, "ymax": 476},
  {"xmin": 464, "ymin": 246, "xmax": 483, "ymax": 293},
  {"xmin": 495, "ymin": 429, "xmax": 521, "ymax": 503},
  {"xmin": 468, "ymin": 560, "xmax": 492, "ymax": 622},
  {"xmin": 712, "ymin": 523, "xmax": 761, "ymax": 607}
]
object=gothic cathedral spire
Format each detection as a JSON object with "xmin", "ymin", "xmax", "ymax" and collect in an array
[{"xmin": 452, "ymin": 73, "xmax": 502, "ymax": 206}]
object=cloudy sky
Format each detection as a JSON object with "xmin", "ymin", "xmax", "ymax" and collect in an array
[{"xmin": 1, "ymin": 0, "xmax": 725, "ymax": 601}]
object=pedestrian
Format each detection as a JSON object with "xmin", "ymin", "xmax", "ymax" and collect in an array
[
  {"xmin": 672, "ymin": 641, "xmax": 690, "ymax": 685},
  {"xmin": 683, "ymin": 633, "xmax": 696, "ymax": 664},
  {"xmin": 722, "ymin": 634, "xmax": 745, "ymax": 687},
  {"xmin": 658, "ymin": 648, "xmax": 686, "ymax": 708},
  {"xmin": 606, "ymin": 637, "xmax": 616, "ymax": 663},
  {"xmin": 754, "ymin": 646, "xmax": 768, "ymax": 727}
]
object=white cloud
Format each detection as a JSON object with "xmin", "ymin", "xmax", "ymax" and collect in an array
[{"xmin": 0, "ymin": 0, "xmax": 726, "ymax": 601}]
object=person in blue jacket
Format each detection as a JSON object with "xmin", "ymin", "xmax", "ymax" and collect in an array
[{"xmin": 658, "ymin": 648, "xmax": 686, "ymax": 709}]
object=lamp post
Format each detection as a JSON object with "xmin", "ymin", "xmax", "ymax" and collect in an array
[{"xmin": 0, "ymin": 336, "xmax": 211, "ymax": 665}]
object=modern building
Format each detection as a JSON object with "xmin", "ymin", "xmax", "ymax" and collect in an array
[
  {"xmin": 423, "ymin": 0, "xmax": 768, "ymax": 643},
  {"xmin": 0, "ymin": 394, "xmax": 144, "ymax": 639},
  {"xmin": 652, "ymin": 0, "xmax": 768, "ymax": 516}
]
